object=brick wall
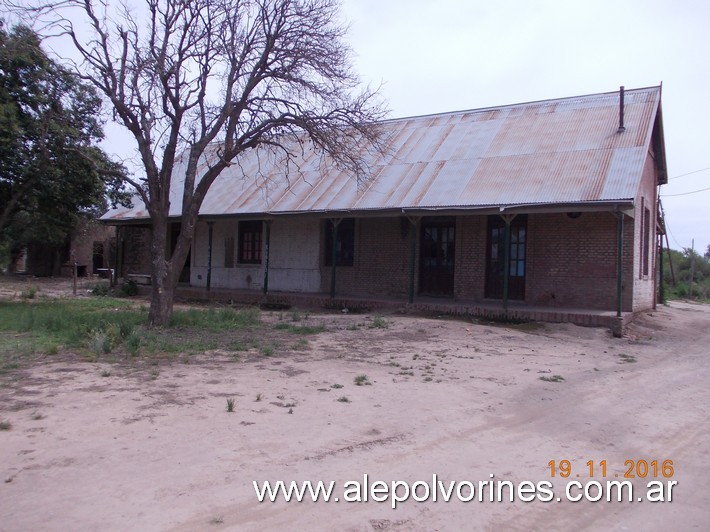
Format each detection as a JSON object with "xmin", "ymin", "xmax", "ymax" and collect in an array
[
  {"xmin": 454, "ymin": 216, "xmax": 486, "ymax": 300},
  {"xmin": 316, "ymin": 212, "xmax": 639, "ymax": 311},
  {"xmin": 526, "ymin": 212, "xmax": 632, "ymax": 311},
  {"xmin": 320, "ymin": 217, "xmax": 413, "ymax": 297},
  {"xmin": 120, "ymin": 225, "xmax": 152, "ymax": 276},
  {"xmin": 631, "ymin": 152, "xmax": 660, "ymax": 311}
]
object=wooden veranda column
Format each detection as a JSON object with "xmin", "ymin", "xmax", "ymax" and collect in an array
[
  {"xmin": 500, "ymin": 214, "xmax": 516, "ymax": 312},
  {"xmin": 262, "ymin": 220, "xmax": 272, "ymax": 294},
  {"xmin": 329, "ymin": 218, "xmax": 341, "ymax": 299},
  {"xmin": 616, "ymin": 212, "xmax": 624, "ymax": 318},
  {"xmin": 407, "ymin": 216, "xmax": 420, "ymax": 304},
  {"xmin": 115, "ymin": 225, "xmax": 123, "ymax": 282},
  {"xmin": 206, "ymin": 222, "xmax": 214, "ymax": 292}
]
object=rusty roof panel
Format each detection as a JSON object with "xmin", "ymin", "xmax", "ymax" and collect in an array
[{"xmin": 102, "ymin": 86, "xmax": 662, "ymax": 222}]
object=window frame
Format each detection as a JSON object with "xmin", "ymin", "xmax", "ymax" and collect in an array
[
  {"xmin": 324, "ymin": 218, "xmax": 355, "ymax": 267},
  {"xmin": 238, "ymin": 220, "xmax": 263, "ymax": 265}
]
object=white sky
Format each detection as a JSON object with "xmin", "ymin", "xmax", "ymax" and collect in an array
[
  {"xmin": 338, "ymin": 0, "xmax": 710, "ymax": 253},
  {"xmin": 90, "ymin": 0, "xmax": 708, "ymax": 252}
]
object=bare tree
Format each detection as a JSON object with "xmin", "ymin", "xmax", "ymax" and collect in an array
[{"xmin": 11, "ymin": 0, "xmax": 386, "ymax": 325}]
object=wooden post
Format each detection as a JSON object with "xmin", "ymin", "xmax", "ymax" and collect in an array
[
  {"xmin": 206, "ymin": 222, "xmax": 214, "ymax": 292},
  {"xmin": 658, "ymin": 234, "xmax": 665, "ymax": 304},
  {"xmin": 688, "ymin": 239, "xmax": 695, "ymax": 299},
  {"xmin": 408, "ymin": 217, "xmax": 418, "ymax": 304},
  {"xmin": 616, "ymin": 213, "xmax": 624, "ymax": 318},
  {"xmin": 500, "ymin": 214, "xmax": 516, "ymax": 312},
  {"xmin": 329, "ymin": 218, "xmax": 341, "ymax": 299},
  {"xmin": 262, "ymin": 220, "xmax": 272, "ymax": 294},
  {"xmin": 72, "ymin": 249, "xmax": 77, "ymax": 296}
]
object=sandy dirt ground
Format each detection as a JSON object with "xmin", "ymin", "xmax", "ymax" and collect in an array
[{"xmin": 0, "ymin": 278, "xmax": 708, "ymax": 531}]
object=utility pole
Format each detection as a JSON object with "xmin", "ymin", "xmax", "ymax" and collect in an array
[{"xmin": 688, "ymin": 239, "xmax": 695, "ymax": 299}]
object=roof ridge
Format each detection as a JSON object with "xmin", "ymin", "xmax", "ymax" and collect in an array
[{"xmin": 382, "ymin": 85, "xmax": 662, "ymax": 124}]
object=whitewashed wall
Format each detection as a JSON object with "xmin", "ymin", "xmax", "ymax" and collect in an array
[{"xmin": 190, "ymin": 217, "xmax": 321, "ymax": 292}]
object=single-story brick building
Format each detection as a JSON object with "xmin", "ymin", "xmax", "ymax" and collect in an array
[{"xmin": 102, "ymin": 86, "xmax": 667, "ymax": 323}]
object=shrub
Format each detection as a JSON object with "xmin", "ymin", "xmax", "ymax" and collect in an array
[{"xmin": 120, "ymin": 279, "xmax": 138, "ymax": 297}]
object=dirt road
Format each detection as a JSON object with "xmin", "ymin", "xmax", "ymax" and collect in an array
[{"xmin": 0, "ymin": 285, "xmax": 708, "ymax": 530}]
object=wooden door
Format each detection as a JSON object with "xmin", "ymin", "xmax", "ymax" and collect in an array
[
  {"xmin": 485, "ymin": 215, "xmax": 527, "ymax": 300},
  {"xmin": 419, "ymin": 218, "xmax": 456, "ymax": 296}
]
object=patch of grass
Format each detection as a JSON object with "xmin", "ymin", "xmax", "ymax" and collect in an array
[
  {"xmin": 336, "ymin": 396, "xmax": 350, "ymax": 403},
  {"xmin": 120, "ymin": 279, "xmax": 139, "ymax": 297},
  {"xmin": 228, "ymin": 339, "xmax": 252, "ymax": 352},
  {"xmin": 125, "ymin": 332, "xmax": 141, "ymax": 356},
  {"xmin": 90, "ymin": 282, "xmax": 112, "ymax": 296},
  {"xmin": 369, "ymin": 315, "xmax": 389, "ymax": 329},
  {"xmin": 330, "ymin": 383, "xmax": 343, "ymax": 389},
  {"xmin": 170, "ymin": 306, "xmax": 260, "ymax": 331},
  {"xmin": 31, "ymin": 412, "xmax": 44, "ymax": 420},
  {"xmin": 100, "ymin": 369, "xmax": 111, "ymax": 377},
  {"xmin": 20, "ymin": 285, "xmax": 38, "ymax": 299},
  {"xmin": 255, "ymin": 393, "xmax": 263, "ymax": 402},
  {"xmin": 292, "ymin": 338, "xmax": 309, "ymax": 350},
  {"xmin": 88, "ymin": 330, "xmax": 112, "ymax": 356},
  {"xmin": 0, "ymin": 298, "xmax": 144, "ymax": 357},
  {"xmin": 618, "ymin": 353, "xmax": 637, "ymax": 363},
  {"xmin": 273, "ymin": 323, "xmax": 326, "ymax": 334},
  {"xmin": 539, "ymin": 374, "xmax": 565, "ymax": 383},
  {"xmin": 226, "ymin": 398, "xmax": 236, "ymax": 412},
  {"xmin": 354, "ymin": 374, "xmax": 371, "ymax": 386},
  {"xmin": 260, "ymin": 344, "xmax": 275, "ymax": 356},
  {"xmin": 0, "ymin": 421, "xmax": 11, "ymax": 431}
]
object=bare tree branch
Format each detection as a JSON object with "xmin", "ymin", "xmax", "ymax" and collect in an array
[{"xmin": 5, "ymin": 0, "xmax": 388, "ymax": 325}]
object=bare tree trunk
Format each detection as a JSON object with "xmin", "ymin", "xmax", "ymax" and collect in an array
[
  {"xmin": 148, "ymin": 212, "xmax": 195, "ymax": 326},
  {"xmin": 149, "ymin": 215, "xmax": 174, "ymax": 326}
]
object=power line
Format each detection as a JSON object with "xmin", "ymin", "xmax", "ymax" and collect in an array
[
  {"xmin": 668, "ymin": 167, "xmax": 710, "ymax": 180},
  {"xmin": 665, "ymin": 220, "xmax": 683, "ymax": 250},
  {"xmin": 661, "ymin": 186, "xmax": 710, "ymax": 197}
]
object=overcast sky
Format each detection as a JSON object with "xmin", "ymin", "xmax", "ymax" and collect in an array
[
  {"xmin": 338, "ymin": 0, "xmax": 709, "ymax": 252},
  {"xmin": 85, "ymin": 0, "xmax": 709, "ymax": 252}
]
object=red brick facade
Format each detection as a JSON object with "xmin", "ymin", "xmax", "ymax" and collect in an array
[{"xmin": 317, "ymin": 212, "xmax": 645, "ymax": 312}]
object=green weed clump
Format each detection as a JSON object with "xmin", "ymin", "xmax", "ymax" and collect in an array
[
  {"xmin": 170, "ymin": 306, "xmax": 260, "ymax": 330},
  {"xmin": 369, "ymin": 316, "xmax": 388, "ymax": 329},
  {"xmin": 354, "ymin": 374, "xmax": 371, "ymax": 386}
]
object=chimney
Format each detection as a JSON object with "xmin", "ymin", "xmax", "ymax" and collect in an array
[{"xmin": 618, "ymin": 86, "xmax": 625, "ymax": 132}]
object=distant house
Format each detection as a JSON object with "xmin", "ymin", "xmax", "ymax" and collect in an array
[
  {"xmin": 102, "ymin": 86, "xmax": 667, "ymax": 324},
  {"xmin": 13, "ymin": 220, "xmax": 115, "ymax": 278}
]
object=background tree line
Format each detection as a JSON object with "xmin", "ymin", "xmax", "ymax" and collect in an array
[
  {"xmin": 661, "ymin": 244, "xmax": 710, "ymax": 301},
  {"xmin": 0, "ymin": 21, "xmax": 129, "ymax": 273}
]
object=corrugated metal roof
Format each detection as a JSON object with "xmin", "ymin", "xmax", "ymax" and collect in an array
[{"xmin": 102, "ymin": 86, "xmax": 662, "ymax": 222}]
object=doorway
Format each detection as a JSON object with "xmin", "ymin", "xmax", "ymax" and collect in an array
[
  {"xmin": 485, "ymin": 215, "xmax": 527, "ymax": 300},
  {"xmin": 169, "ymin": 223, "xmax": 191, "ymax": 284},
  {"xmin": 419, "ymin": 218, "xmax": 456, "ymax": 296}
]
